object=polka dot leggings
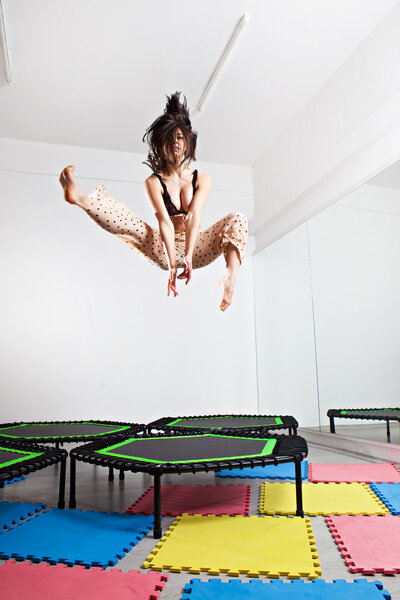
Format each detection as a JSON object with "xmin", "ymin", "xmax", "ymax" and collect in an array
[{"xmin": 86, "ymin": 185, "xmax": 248, "ymax": 271}]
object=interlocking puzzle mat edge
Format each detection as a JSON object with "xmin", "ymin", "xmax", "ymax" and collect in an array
[
  {"xmin": 259, "ymin": 482, "xmax": 390, "ymax": 516},
  {"xmin": 0, "ymin": 508, "xmax": 154, "ymax": 568},
  {"xmin": 216, "ymin": 461, "xmax": 308, "ymax": 480},
  {"xmin": 143, "ymin": 514, "xmax": 321, "ymax": 579},
  {"xmin": 0, "ymin": 559, "xmax": 168, "ymax": 600},
  {"xmin": 182, "ymin": 578, "xmax": 391, "ymax": 600},
  {"xmin": 326, "ymin": 515, "xmax": 400, "ymax": 575},
  {"xmin": 369, "ymin": 483, "xmax": 400, "ymax": 515},
  {"xmin": 126, "ymin": 484, "xmax": 251, "ymax": 516},
  {"xmin": 0, "ymin": 500, "xmax": 45, "ymax": 530},
  {"xmin": 308, "ymin": 462, "xmax": 400, "ymax": 483}
]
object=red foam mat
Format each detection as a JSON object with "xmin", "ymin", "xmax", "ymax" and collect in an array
[
  {"xmin": 309, "ymin": 462, "xmax": 400, "ymax": 483},
  {"xmin": 126, "ymin": 484, "xmax": 251, "ymax": 516},
  {"xmin": 326, "ymin": 514, "xmax": 400, "ymax": 575},
  {"xmin": 0, "ymin": 559, "xmax": 168, "ymax": 600}
]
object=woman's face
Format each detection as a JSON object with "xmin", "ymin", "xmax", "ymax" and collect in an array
[{"xmin": 166, "ymin": 128, "xmax": 186, "ymax": 164}]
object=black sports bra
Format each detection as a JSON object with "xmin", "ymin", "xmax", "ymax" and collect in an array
[{"xmin": 153, "ymin": 170, "xmax": 198, "ymax": 216}]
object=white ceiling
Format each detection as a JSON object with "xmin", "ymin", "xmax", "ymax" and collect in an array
[
  {"xmin": 0, "ymin": 0, "xmax": 398, "ymax": 165},
  {"xmin": 368, "ymin": 160, "xmax": 400, "ymax": 189}
]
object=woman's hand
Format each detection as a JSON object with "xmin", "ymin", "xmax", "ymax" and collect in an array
[
  {"xmin": 177, "ymin": 256, "xmax": 193, "ymax": 285},
  {"xmin": 168, "ymin": 267, "xmax": 178, "ymax": 297}
]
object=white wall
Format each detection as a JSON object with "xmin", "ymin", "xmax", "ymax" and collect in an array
[
  {"xmin": 0, "ymin": 137, "xmax": 257, "ymax": 425},
  {"xmin": 251, "ymin": 1, "xmax": 400, "ymax": 252},
  {"xmin": 254, "ymin": 183, "xmax": 400, "ymax": 428}
]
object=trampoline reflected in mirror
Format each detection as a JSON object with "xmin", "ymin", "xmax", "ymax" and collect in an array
[{"xmin": 255, "ymin": 159, "xmax": 400, "ymax": 446}]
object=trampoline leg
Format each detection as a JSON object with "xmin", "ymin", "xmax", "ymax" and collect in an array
[
  {"xmin": 153, "ymin": 474, "xmax": 162, "ymax": 538},
  {"xmin": 387, "ymin": 421, "xmax": 391, "ymax": 443},
  {"xmin": 57, "ymin": 454, "xmax": 66, "ymax": 509},
  {"xmin": 329, "ymin": 416, "xmax": 335, "ymax": 434},
  {"xmin": 295, "ymin": 460, "xmax": 304, "ymax": 517},
  {"xmin": 69, "ymin": 455, "xmax": 76, "ymax": 509},
  {"xmin": 108, "ymin": 467, "xmax": 114, "ymax": 481},
  {"xmin": 119, "ymin": 468, "xmax": 125, "ymax": 481}
]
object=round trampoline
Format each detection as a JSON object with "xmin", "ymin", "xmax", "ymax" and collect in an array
[
  {"xmin": 328, "ymin": 408, "xmax": 400, "ymax": 443},
  {"xmin": 0, "ymin": 439, "xmax": 67, "ymax": 508},
  {"xmin": 70, "ymin": 431, "xmax": 308, "ymax": 537},
  {"xmin": 147, "ymin": 414, "xmax": 298, "ymax": 436}
]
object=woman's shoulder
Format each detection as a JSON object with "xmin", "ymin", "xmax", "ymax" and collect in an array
[{"xmin": 194, "ymin": 169, "xmax": 211, "ymax": 187}]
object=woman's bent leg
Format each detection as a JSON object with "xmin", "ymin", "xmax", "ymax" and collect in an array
[{"xmin": 192, "ymin": 211, "xmax": 248, "ymax": 310}]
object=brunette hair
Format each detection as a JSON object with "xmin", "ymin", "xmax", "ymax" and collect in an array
[{"xmin": 142, "ymin": 92, "xmax": 197, "ymax": 173}]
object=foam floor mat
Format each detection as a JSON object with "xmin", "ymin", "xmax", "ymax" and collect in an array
[
  {"xmin": 369, "ymin": 483, "xmax": 400, "ymax": 515},
  {"xmin": 326, "ymin": 515, "xmax": 400, "ymax": 575},
  {"xmin": 0, "ymin": 508, "xmax": 154, "ymax": 567},
  {"xmin": 0, "ymin": 559, "xmax": 168, "ymax": 600},
  {"xmin": 259, "ymin": 482, "xmax": 389, "ymax": 516},
  {"xmin": 126, "ymin": 484, "xmax": 250, "ymax": 516},
  {"xmin": 216, "ymin": 461, "xmax": 308, "ymax": 480},
  {"xmin": 0, "ymin": 501, "xmax": 45, "ymax": 530},
  {"xmin": 182, "ymin": 578, "xmax": 391, "ymax": 599},
  {"xmin": 309, "ymin": 463, "xmax": 400, "ymax": 483},
  {"xmin": 2, "ymin": 476, "xmax": 26, "ymax": 487},
  {"xmin": 144, "ymin": 514, "xmax": 321, "ymax": 579}
]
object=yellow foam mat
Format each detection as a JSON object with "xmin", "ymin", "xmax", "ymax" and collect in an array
[
  {"xmin": 259, "ymin": 482, "xmax": 390, "ymax": 516},
  {"xmin": 143, "ymin": 514, "xmax": 321, "ymax": 579}
]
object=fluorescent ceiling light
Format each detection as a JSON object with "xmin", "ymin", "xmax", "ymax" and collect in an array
[
  {"xmin": 195, "ymin": 13, "xmax": 249, "ymax": 113},
  {"xmin": 0, "ymin": 0, "xmax": 12, "ymax": 84}
]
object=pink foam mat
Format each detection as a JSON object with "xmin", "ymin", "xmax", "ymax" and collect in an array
[
  {"xmin": 126, "ymin": 484, "xmax": 251, "ymax": 516},
  {"xmin": 0, "ymin": 559, "xmax": 168, "ymax": 600},
  {"xmin": 326, "ymin": 514, "xmax": 400, "ymax": 575},
  {"xmin": 309, "ymin": 462, "xmax": 400, "ymax": 483}
]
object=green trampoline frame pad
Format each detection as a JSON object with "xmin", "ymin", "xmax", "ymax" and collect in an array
[
  {"xmin": 165, "ymin": 416, "xmax": 284, "ymax": 428},
  {"xmin": 0, "ymin": 446, "xmax": 43, "ymax": 469},
  {"xmin": 96, "ymin": 435, "xmax": 277, "ymax": 464},
  {"xmin": 0, "ymin": 422, "xmax": 132, "ymax": 439}
]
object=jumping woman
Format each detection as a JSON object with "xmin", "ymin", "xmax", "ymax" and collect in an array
[{"xmin": 59, "ymin": 92, "xmax": 248, "ymax": 311}]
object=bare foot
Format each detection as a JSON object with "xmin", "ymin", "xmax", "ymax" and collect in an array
[
  {"xmin": 219, "ymin": 275, "xmax": 235, "ymax": 312},
  {"xmin": 59, "ymin": 165, "xmax": 87, "ymax": 206}
]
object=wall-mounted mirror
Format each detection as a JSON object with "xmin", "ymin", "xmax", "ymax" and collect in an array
[{"xmin": 254, "ymin": 160, "xmax": 400, "ymax": 444}]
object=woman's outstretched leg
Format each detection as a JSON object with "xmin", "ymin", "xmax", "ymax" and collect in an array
[{"xmin": 59, "ymin": 165, "xmax": 170, "ymax": 270}]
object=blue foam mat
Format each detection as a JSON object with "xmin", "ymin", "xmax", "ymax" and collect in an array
[
  {"xmin": 0, "ymin": 508, "xmax": 154, "ymax": 567},
  {"xmin": 0, "ymin": 501, "xmax": 45, "ymax": 530},
  {"xmin": 2, "ymin": 476, "xmax": 26, "ymax": 487},
  {"xmin": 370, "ymin": 483, "xmax": 400, "ymax": 515},
  {"xmin": 216, "ymin": 461, "xmax": 308, "ymax": 480},
  {"xmin": 182, "ymin": 579, "xmax": 391, "ymax": 600}
]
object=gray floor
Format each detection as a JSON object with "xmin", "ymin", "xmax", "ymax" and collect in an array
[{"xmin": 1, "ymin": 436, "xmax": 400, "ymax": 599}]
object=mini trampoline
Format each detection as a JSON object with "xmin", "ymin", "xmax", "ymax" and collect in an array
[
  {"xmin": 0, "ymin": 420, "xmax": 143, "ymax": 447},
  {"xmin": 70, "ymin": 432, "xmax": 308, "ymax": 537},
  {"xmin": 327, "ymin": 408, "xmax": 400, "ymax": 443},
  {"xmin": 0, "ymin": 439, "xmax": 67, "ymax": 508},
  {"xmin": 147, "ymin": 414, "xmax": 298, "ymax": 436}
]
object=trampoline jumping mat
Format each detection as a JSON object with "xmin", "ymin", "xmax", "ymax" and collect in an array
[{"xmin": 0, "ymin": 422, "xmax": 132, "ymax": 440}]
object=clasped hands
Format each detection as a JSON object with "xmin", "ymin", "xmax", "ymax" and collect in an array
[{"xmin": 167, "ymin": 256, "xmax": 192, "ymax": 297}]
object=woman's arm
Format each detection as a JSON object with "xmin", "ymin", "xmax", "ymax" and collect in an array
[
  {"xmin": 144, "ymin": 176, "xmax": 178, "ymax": 296},
  {"xmin": 178, "ymin": 172, "xmax": 212, "ymax": 283}
]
